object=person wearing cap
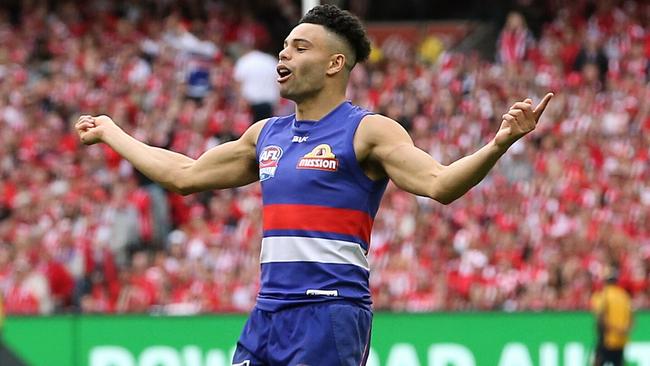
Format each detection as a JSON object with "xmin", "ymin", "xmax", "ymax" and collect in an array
[{"xmin": 591, "ymin": 267, "xmax": 634, "ymax": 366}]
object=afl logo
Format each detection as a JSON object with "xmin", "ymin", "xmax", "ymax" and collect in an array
[{"xmin": 259, "ymin": 145, "xmax": 283, "ymax": 181}]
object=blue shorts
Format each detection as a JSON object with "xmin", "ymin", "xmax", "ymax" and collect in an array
[{"xmin": 232, "ymin": 301, "xmax": 373, "ymax": 366}]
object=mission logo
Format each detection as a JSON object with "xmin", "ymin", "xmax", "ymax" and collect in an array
[{"xmin": 297, "ymin": 144, "xmax": 338, "ymax": 172}]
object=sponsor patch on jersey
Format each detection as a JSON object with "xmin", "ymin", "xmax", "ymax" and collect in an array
[
  {"xmin": 259, "ymin": 145, "xmax": 283, "ymax": 181},
  {"xmin": 297, "ymin": 144, "xmax": 338, "ymax": 172}
]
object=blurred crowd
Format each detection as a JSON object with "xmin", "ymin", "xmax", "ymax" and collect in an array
[{"xmin": 0, "ymin": 0, "xmax": 648, "ymax": 315}]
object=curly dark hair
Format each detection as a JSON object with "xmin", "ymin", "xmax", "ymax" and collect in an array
[{"xmin": 299, "ymin": 4, "xmax": 371, "ymax": 67}]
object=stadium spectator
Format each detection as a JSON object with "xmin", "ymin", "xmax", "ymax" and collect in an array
[
  {"xmin": 496, "ymin": 11, "xmax": 534, "ymax": 65},
  {"xmin": 574, "ymin": 34, "xmax": 608, "ymax": 89},
  {"xmin": 3, "ymin": 256, "xmax": 52, "ymax": 315},
  {"xmin": 591, "ymin": 266, "xmax": 634, "ymax": 366},
  {"xmin": 233, "ymin": 38, "xmax": 280, "ymax": 121}
]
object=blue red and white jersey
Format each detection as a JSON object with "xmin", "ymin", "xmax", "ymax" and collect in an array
[{"xmin": 255, "ymin": 101, "xmax": 388, "ymax": 311}]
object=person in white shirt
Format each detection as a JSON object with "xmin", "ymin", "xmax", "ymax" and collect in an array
[{"xmin": 234, "ymin": 46, "xmax": 280, "ymax": 121}]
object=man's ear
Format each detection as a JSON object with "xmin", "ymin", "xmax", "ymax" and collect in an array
[{"xmin": 326, "ymin": 53, "xmax": 347, "ymax": 76}]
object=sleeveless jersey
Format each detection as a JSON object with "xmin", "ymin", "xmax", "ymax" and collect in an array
[{"xmin": 255, "ymin": 101, "xmax": 388, "ymax": 311}]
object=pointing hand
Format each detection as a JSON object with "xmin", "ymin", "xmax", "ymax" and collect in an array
[{"xmin": 494, "ymin": 92, "xmax": 553, "ymax": 149}]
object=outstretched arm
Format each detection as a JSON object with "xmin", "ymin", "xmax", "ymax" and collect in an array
[
  {"xmin": 75, "ymin": 115, "xmax": 265, "ymax": 194},
  {"xmin": 360, "ymin": 93, "xmax": 553, "ymax": 204}
]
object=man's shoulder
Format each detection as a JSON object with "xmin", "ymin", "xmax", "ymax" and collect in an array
[
  {"xmin": 265, "ymin": 114, "xmax": 295, "ymax": 126},
  {"xmin": 243, "ymin": 118, "xmax": 272, "ymax": 143},
  {"xmin": 354, "ymin": 113, "xmax": 414, "ymax": 160},
  {"xmin": 359, "ymin": 113, "xmax": 390, "ymax": 123},
  {"xmin": 358, "ymin": 113, "xmax": 407, "ymax": 139},
  {"xmin": 250, "ymin": 115, "xmax": 295, "ymax": 141}
]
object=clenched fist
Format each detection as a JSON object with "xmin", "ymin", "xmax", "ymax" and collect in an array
[{"xmin": 75, "ymin": 115, "xmax": 116, "ymax": 145}]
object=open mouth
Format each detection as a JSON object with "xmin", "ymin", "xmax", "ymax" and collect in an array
[{"xmin": 277, "ymin": 64, "xmax": 292, "ymax": 83}]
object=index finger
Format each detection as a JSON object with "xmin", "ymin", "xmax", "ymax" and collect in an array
[{"xmin": 533, "ymin": 92, "xmax": 554, "ymax": 121}]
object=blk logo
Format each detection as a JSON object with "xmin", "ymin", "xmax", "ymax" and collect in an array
[{"xmin": 292, "ymin": 136, "xmax": 309, "ymax": 143}]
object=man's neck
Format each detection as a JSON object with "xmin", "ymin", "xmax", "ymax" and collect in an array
[{"xmin": 295, "ymin": 92, "xmax": 347, "ymax": 121}]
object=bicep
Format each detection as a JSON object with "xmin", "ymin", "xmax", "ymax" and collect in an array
[
  {"xmin": 379, "ymin": 143, "xmax": 445, "ymax": 197},
  {"xmin": 181, "ymin": 121, "xmax": 265, "ymax": 193},
  {"xmin": 186, "ymin": 139, "xmax": 259, "ymax": 191},
  {"xmin": 365, "ymin": 116, "xmax": 445, "ymax": 198}
]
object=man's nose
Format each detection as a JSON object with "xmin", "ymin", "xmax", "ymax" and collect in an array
[{"xmin": 279, "ymin": 47, "xmax": 290, "ymax": 61}]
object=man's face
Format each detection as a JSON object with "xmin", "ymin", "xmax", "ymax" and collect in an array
[{"xmin": 277, "ymin": 23, "xmax": 335, "ymax": 102}]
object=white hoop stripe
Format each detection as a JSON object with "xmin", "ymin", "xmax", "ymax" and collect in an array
[{"xmin": 260, "ymin": 236, "xmax": 369, "ymax": 271}]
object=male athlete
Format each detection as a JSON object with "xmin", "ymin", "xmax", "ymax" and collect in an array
[{"xmin": 76, "ymin": 5, "xmax": 552, "ymax": 366}]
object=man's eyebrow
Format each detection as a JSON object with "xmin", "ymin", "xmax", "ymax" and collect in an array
[{"xmin": 283, "ymin": 38, "xmax": 314, "ymax": 46}]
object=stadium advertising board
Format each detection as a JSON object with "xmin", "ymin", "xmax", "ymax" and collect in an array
[{"xmin": 4, "ymin": 312, "xmax": 649, "ymax": 366}]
